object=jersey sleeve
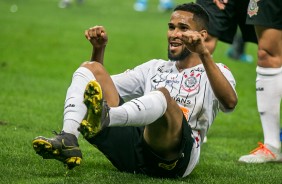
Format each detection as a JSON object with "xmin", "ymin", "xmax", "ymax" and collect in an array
[
  {"xmin": 111, "ymin": 59, "xmax": 158, "ymax": 101},
  {"xmin": 217, "ymin": 63, "xmax": 237, "ymax": 112}
]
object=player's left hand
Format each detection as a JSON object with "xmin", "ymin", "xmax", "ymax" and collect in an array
[
  {"xmin": 181, "ymin": 30, "xmax": 208, "ymax": 55},
  {"xmin": 85, "ymin": 26, "xmax": 108, "ymax": 49}
]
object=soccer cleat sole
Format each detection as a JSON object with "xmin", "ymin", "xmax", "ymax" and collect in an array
[
  {"xmin": 79, "ymin": 80, "xmax": 103, "ymax": 139},
  {"xmin": 32, "ymin": 139, "xmax": 81, "ymax": 169}
]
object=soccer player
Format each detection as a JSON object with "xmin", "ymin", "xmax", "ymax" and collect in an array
[
  {"xmin": 195, "ymin": 0, "xmax": 256, "ymax": 144},
  {"xmin": 58, "ymin": 0, "xmax": 83, "ymax": 8},
  {"xmin": 196, "ymin": 0, "xmax": 257, "ymax": 54},
  {"xmin": 208, "ymin": 0, "xmax": 282, "ymax": 163},
  {"xmin": 32, "ymin": 3, "xmax": 237, "ymax": 178},
  {"xmin": 238, "ymin": 0, "xmax": 282, "ymax": 163}
]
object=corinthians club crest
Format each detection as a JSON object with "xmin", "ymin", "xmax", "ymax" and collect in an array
[
  {"xmin": 181, "ymin": 72, "xmax": 200, "ymax": 92},
  {"xmin": 248, "ymin": 0, "xmax": 260, "ymax": 18}
]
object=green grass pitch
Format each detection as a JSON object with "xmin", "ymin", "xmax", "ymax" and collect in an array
[{"xmin": 0, "ymin": 0, "xmax": 282, "ymax": 183}]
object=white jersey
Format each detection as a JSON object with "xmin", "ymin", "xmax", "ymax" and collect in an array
[{"xmin": 111, "ymin": 59, "xmax": 236, "ymax": 142}]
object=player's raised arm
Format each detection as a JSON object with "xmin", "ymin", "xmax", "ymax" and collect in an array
[
  {"xmin": 85, "ymin": 26, "xmax": 108, "ymax": 64},
  {"xmin": 182, "ymin": 30, "xmax": 237, "ymax": 110}
]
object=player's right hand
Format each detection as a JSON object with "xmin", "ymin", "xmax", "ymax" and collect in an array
[
  {"xmin": 85, "ymin": 26, "xmax": 108, "ymax": 48},
  {"xmin": 213, "ymin": 0, "xmax": 228, "ymax": 10}
]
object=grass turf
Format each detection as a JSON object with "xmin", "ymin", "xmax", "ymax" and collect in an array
[{"xmin": 0, "ymin": 0, "xmax": 282, "ymax": 183}]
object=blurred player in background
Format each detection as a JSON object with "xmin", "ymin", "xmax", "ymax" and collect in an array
[
  {"xmin": 200, "ymin": 0, "xmax": 282, "ymax": 163},
  {"xmin": 196, "ymin": 0, "xmax": 257, "ymax": 55},
  {"xmin": 59, "ymin": 0, "xmax": 83, "ymax": 8},
  {"xmin": 238, "ymin": 0, "xmax": 282, "ymax": 163},
  {"xmin": 196, "ymin": 0, "xmax": 257, "ymax": 143},
  {"xmin": 134, "ymin": 0, "xmax": 174, "ymax": 12},
  {"xmin": 227, "ymin": 30, "xmax": 253, "ymax": 63}
]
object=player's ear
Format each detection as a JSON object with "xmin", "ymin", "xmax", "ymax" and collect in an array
[{"xmin": 199, "ymin": 29, "xmax": 208, "ymax": 41}]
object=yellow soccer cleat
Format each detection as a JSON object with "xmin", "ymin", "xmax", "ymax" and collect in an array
[{"xmin": 78, "ymin": 80, "xmax": 110, "ymax": 140}]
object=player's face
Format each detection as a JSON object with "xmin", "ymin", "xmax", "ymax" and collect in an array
[{"xmin": 167, "ymin": 11, "xmax": 197, "ymax": 61}]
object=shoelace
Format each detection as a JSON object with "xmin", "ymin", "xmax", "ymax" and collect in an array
[
  {"xmin": 250, "ymin": 142, "xmax": 276, "ymax": 158},
  {"xmin": 52, "ymin": 130, "xmax": 60, "ymax": 135},
  {"xmin": 52, "ymin": 130, "xmax": 66, "ymax": 135}
]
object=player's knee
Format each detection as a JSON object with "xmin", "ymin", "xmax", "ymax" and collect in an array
[
  {"xmin": 81, "ymin": 62, "xmax": 105, "ymax": 76},
  {"xmin": 157, "ymin": 87, "xmax": 171, "ymax": 103},
  {"xmin": 257, "ymin": 49, "xmax": 269, "ymax": 61},
  {"xmin": 156, "ymin": 87, "xmax": 181, "ymax": 113},
  {"xmin": 80, "ymin": 61, "xmax": 90, "ymax": 66},
  {"xmin": 257, "ymin": 48, "xmax": 282, "ymax": 67}
]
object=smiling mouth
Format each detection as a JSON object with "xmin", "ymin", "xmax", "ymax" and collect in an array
[{"xmin": 169, "ymin": 41, "xmax": 183, "ymax": 51}]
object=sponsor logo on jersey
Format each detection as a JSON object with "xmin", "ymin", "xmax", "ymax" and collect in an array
[
  {"xmin": 172, "ymin": 96, "xmax": 191, "ymax": 106},
  {"xmin": 157, "ymin": 65, "xmax": 172, "ymax": 73},
  {"xmin": 152, "ymin": 78, "xmax": 166, "ymax": 83},
  {"xmin": 193, "ymin": 67, "xmax": 205, "ymax": 73},
  {"xmin": 157, "ymin": 65, "xmax": 165, "ymax": 72},
  {"xmin": 248, "ymin": 0, "xmax": 260, "ymax": 18},
  {"xmin": 166, "ymin": 76, "xmax": 180, "ymax": 85}
]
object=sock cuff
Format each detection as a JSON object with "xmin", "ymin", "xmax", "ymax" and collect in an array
[
  {"xmin": 256, "ymin": 66, "xmax": 282, "ymax": 76},
  {"xmin": 148, "ymin": 90, "xmax": 167, "ymax": 111}
]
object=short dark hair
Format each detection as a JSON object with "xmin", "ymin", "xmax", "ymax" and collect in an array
[{"xmin": 173, "ymin": 2, "xmax": 209, "ymax": 30}]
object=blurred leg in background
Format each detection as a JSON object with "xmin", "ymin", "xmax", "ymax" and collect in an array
[
  {"xmin": 59, "ymin": 0, "xmax": 84, "ymax": 8},
  {"xmin": 227, "ymin": 30, "xmax": 253, "ymax": 63},
  {"xmin": 134, "ymin": 0, "xmax": 174, "ymax": 12}
]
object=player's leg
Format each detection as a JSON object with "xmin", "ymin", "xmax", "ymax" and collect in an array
[
  {"xmin": 82, "ymin": 62, "xmax": 120, "ymax": 107},
  {"xmin": 239, "ymin": 27, "xmax": 282, "ymax": 163},
  {"xmin": 77, "ymin": 62, "xmax": 122, "ymax": 139},
  {"xmin": 228, "ymin": 15, "xmax": 256, "ymax": 63},
  {"xmin": 79, "ymin": 84, "xmax": 183, "ymax": 158},
  {"xmin": 134, "ymin": 0, "xmax": 147, "ymax": 12},
  {"xmin": 255, "ymin": 27, "xmax": 282, "ymax": 68},
  {"xmin": 227, "ymin": 32, "xmax": 253, "ymax": 63},
  {"xmin": 158, "ymin": 0, "xmax": 174, "ymax": 11},
  {"xmin": 32, "ymin": 61, "xmax": 119, "ymax": 169},
  {"xmin": 231, "ymin": 1, "xmax": 257, "ymax": 63},
  {"xmin": 102, "ymin": 86, "xmax": 185, "ymax": 159},
  {"xmin": 32, "ymin": 64, "xmax": 93, "ymax": 169},
  {"xmin": 58, "ymin": 0, "xmax": 71, "ymax": 8},
  {"xmin": 108, "ymin": 87, "xmax": 184, "ymax": 159},
  {"xmin": 77, "ymin": 83, "xmax": 197, "ymax": 176},
  {"xmin": 79, "ymin": 85, "xmax": 168, "ymax": 139},
  {"xmin": 196, "ymin": 0, "xmax": 237, "ymax": 54},
  {"xmin": 115, "ymin": 87, "xmax": 197, "ymax": 177},
  {"xmin": 62, "ymin": 61, "xmax": 119, "ymax": 139},
  {"xmin": 256, "ymin": 27, "xmax": 282, "ymax": 150},
  {"xmin": 143, "ymin": 87, "xmax": 184, "ymax": 160}
]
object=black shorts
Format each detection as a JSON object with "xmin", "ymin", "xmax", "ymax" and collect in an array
[
  {"xmin": 87, "ymin": 97, "xmax": 195, "ymax": 178},
  {"xmin": 246, "ymin": 0, "xmax": 282, "ymax": 29},
  {"xmin": 196, "ymin": 0, "xmax": 257, "ymax": 44}
]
